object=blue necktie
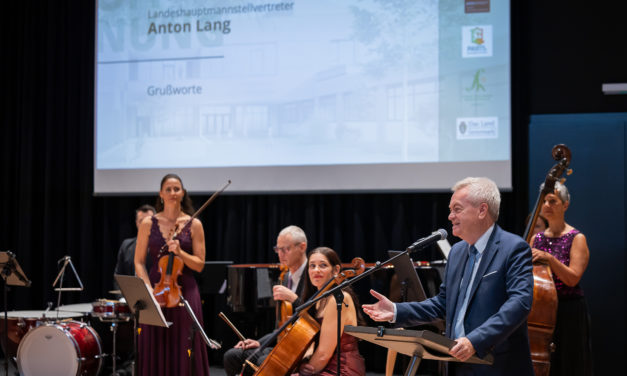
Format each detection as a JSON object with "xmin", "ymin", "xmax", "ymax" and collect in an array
[
  {"xmin": 453, "ymin": 245, "xmax": 478, "ymax": 338},
  {"xmin": 287, "ymin": 274, "xmax": 293, "ymax": 290}
]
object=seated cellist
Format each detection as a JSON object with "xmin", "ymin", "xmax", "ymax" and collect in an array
[
  {"xmin": 223, "ymin": 225, "xmax": 309, "ymax": 376},
  {"xmin": 294, "ymin": 247, "xmax": 366, "ymax": 376}
]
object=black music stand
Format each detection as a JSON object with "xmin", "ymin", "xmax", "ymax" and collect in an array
[
  {"xmin": 387, "ymin": 251, "xmax": 427, "ymax": 303},
  {"xmin": 115, "ymin": 274, "xmax": 220, "ymax": 375},
  {"xmin": 0, "ymin": 251, "xmax": 31, "ymax": 376},
  {"xmin": 345, "ymin": 326, "xmax": 493, "ymax": 376},
  {"xmin": 386, "ymin": 251, "xmax": 428, "ymax": 376},
  {"xmin": 115, "ymin": 275, "xmax": 170, "ymax": 376},
  {"xmin": 198, "ymin": 261, "xmax": 232, "ymax": 295}
]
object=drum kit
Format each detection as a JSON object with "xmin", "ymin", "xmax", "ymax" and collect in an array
[
  {"xmin": 0, "ymin": 292, "xmax": 133, "ymax": 376},
  {"xmin": 0, "ymin": 252, "xmax": 134, "ymax": 376}
]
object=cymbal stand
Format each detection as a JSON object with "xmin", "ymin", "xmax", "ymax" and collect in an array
[
  {"xmin": 98, "ymin": 311, "xmax": 131, "ymax": 375},
  {"xmin": 110, "ymin": 319, "xmax": 119, "ymax": 374}
]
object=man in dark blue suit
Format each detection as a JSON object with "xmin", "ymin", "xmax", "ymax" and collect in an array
[{"xmin": 363, "ymin": 177, "xmax": 534, "ymax": 375}]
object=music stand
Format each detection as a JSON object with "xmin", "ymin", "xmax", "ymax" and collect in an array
[
  {"xmin": 198, "ymin": 261, "xmax": 232, "ymax": 295},
  {"xmin": 345, "ymin": 326, "xmax": 493, "ymax": 376},
  {"xmin": 385, "ymin": 250, "xmax": 428, "ymax": 376},
  {"xmin": 0, "ymin": 251, "xmax": 31, "ymax": 376},
  {"xmin": 387, "ymin": 251, "xmax": 427, "ymax": 303},
  {"xmin": 114, "ymin": 275, "xmax": 170, "ymax": 376}
]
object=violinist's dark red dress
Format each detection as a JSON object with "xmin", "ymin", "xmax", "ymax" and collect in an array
[
  {"xmin": 302, "ymin": 317, "xmax": 365, "ymax": 376},
  {"xmin": 138, "ymin": 217, "xmax": 210, "ymax": 376},
  {"xmin": 317, "ymin": 331, "xmax": 365, "ymax": 376}
]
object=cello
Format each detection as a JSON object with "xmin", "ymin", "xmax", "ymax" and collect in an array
[
  {"xmin": 524, "ymin": 144, "xmax": 572, "ymax": 376},
  {"xmin": 153, "ymin": 180, "xmax": 231, "ymax": 307},
  {"xmin": 249, "ymin": 257, "xmax": 366, "ymax": 376}
]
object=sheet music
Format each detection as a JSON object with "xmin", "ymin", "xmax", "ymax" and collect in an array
[
  {"xmin": 114, "ymin": 274, "xmax": 170, "ymax": 328},
  {"xmin": 143, "ymin": 282, "xmax": 169, "ymax": 327},
  {"xmin": 437, "ymin": 239, "xmax": 451, "ymax": 259}
]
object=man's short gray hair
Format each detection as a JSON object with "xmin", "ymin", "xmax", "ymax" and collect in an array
[
  {"xmin": 278, "ymin": 225, "xmax": 307, "ymax": 244},
  {"xmin": 452, "ymin": 177, "xmax": 501, "ymax": 221}
]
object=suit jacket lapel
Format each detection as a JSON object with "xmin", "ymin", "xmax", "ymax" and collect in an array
[{"xmin": 467, "ymin": 225, "xmax": 500, "ymax": 303}]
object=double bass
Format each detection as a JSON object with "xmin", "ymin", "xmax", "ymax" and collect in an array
[
  {"xmin": 524, "ymin": 144, "xmax": 572, "ymax": 376},
  {"xmin": 249, "ymin": 258, "xmax": 366, "ymax": 376}
]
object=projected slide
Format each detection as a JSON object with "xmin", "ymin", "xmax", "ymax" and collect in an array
[{"xmin": 95, "ymin": 0, "xmax": 511, "ymax": 193}]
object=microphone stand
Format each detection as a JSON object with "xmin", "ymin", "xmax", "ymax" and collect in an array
[{"xmin": 333, "ymin": 289, "xmax": 345, "ymax": 376}]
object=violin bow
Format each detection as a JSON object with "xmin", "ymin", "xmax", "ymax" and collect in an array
[{"xmin": 158, "ymin": 180, "xmax": 231, "ymax": 256}]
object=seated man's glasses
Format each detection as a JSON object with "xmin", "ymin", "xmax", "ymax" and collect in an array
[{"xmin": 273, "ymin": 243, "xmax": 300, "ymax": 254}]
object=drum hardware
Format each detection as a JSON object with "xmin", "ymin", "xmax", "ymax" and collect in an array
[
  {"xmin": 1, "ymin": 251, "xmax": 31, "ymax": 376},
  {"xmin": 89, "ymin": 298, "xmax": 133, "ymax": 375}
]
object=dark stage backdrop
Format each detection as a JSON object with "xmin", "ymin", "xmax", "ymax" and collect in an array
[{"xmin": 2, "ymin": 1, "xmax": 624, "ymax": 374}]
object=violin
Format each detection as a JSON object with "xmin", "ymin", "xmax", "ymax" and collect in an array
[
  {"xmin": 153, "ymin": 226, "xmax": 185, "ymax": 308},
  {"xmin": 275, "ymin": 264, "xmax": 293, "ymax": 341},
  {"xmin": 152, "ymin": 180, "xmax": 231, "ymax": 308},
  {"xmin": 251, "ymin": 257, "xmax": 366, "ymax": 376},
  {"xmin": 525, "ymin": 144, "xmax": 572, "ymax": 376}
]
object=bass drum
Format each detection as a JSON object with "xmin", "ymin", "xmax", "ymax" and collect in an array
[
  {"xmin": 16, "ymin": 320, "xmax": 103, "ymax": 376},
  {"xmin": 0, "ymin": 309, "xmax": 85, "ymax": 364}
]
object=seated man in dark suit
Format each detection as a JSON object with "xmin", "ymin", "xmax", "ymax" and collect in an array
[
  {"xmin": 363, "ymin": 177, "xmax": 534, "ymax": 375},
  {"xmin": 223, "ymin": 225, "xmax": 309, "ymax": 376}
]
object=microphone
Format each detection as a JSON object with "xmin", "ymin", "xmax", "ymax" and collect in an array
[
  {"xmin": 406, "ymin": 229, "xmax": 448, "ymax": 252},
  {"xmin": 57, "ymin": 255, "xmax": 70, "ymax": 265}
]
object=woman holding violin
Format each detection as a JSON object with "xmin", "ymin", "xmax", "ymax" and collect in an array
[
  {"xmin": 295, "ymin": 247, "xmax": 365, "ymax": 376},
  {"xmin": 531, "ymin": 182, "xmax": 592, "ymax": 376},
  {"xmin": 134, "ymin": 173, "xmax": 210, "ymax": 375}
]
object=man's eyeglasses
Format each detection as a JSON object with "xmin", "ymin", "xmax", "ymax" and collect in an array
[{"xmin": 273, "ymin": 243, "xmax": 300, "ymax": 254}]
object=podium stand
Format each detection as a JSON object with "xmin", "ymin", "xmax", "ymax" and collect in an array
[{"xmin": 345, "ymin": 326, "xmax": 493, "ymax": 376}]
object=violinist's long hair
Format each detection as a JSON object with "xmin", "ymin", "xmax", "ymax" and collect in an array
[
  {"xmin": 301, "ymin": 247, "xmax": 366, "ymax": 325},
  {"xmin": 155, "ymin": 173, "xmax": 195, "ymax": 215}
]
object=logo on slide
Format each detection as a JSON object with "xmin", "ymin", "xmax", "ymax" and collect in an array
[
  {"xmin": 456, "ymin": 117, "xmax": 498, "ymax": 139},
  {"xmin": 466, "ymin": 69, "xmax": 486, "ymax": 92},
  {"xmin": 462, "ymin": 25, "xmax": 493, "ymax": 58},
  {"xmin": 471, "ymin": 28, "xmax": 484, "ymax": 45},
  {"xmin": 463, "ymin": 68, "xmax": 492, "ymax": 107}
]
